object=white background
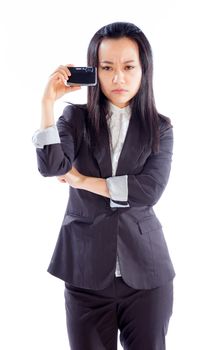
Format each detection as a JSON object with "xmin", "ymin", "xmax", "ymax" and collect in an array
[{"xmin": 1, "ymin": 0, "xmax": 215, "ymax": 349}]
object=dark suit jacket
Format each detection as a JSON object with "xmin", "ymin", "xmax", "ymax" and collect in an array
[{"xmin": 36, "ymin": 103, "xmax": 176, "ymax": 290}]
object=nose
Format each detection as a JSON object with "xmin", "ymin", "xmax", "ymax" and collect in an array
[{"xmin": 112, "ymin": 70, "xmax": 125, "ymax": 84}]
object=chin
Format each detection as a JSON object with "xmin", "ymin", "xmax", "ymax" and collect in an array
[{"xmin": 112, "ymin": 98, "xmax": 130, "ymax": 106}]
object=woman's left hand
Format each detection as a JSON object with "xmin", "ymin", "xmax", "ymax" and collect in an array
[{"xmin": 57, "ymin": 166, "xmax": 86, "ymax": 189}]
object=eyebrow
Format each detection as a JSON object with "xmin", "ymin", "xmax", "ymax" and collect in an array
[{"xmin": 99, "ymin": 60, "xmax": 136, "ymax": 64}]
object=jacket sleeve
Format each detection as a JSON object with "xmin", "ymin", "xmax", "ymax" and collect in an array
[
  {"xmin": 127, "ymin": 123, "xmax": 173, "ymax": 206},
  {"xmin": 35, "ymin": 104, "xmax": 84, "ymax": 177},
  {"xmin": 107, "ymin": 122, "xmax": 173, "ymax": 207}
]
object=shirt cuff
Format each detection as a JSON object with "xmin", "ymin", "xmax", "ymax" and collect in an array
[
  {"xmin": 106, "ymin": 175, "xmax": 128, "ymax": 202},
  {"xmin": 32, "ymin": 125, "xmax": 61, "ymax": 148},
  {"xmin": 110, "ymin": 199, "xmax": 130, "ymax": 208}
]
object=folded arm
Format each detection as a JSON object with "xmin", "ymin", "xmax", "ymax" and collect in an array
[
  {"xmin": 55, "ymin": 122, "xmax": 173, "ymax": 208},
  {"xmin": 91, "ymin": 124, "xmax": 173, "ymax": 207},
  {"xmin": 33, "ymin": 107, "xmax": 173, "ymax": 208}
]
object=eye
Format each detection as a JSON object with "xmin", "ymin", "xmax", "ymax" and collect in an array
[
  {"xmin": 125, "ymin": 65, "xmax": 135, "ymax": 70},
  {"xmin": 101, "ymin": 66, "xmax": 112, "ymax": 71}
]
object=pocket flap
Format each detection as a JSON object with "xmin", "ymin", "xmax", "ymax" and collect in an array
[{"xmin": 138, "ymin": 217, "xmax": 162, "ymax": 234}]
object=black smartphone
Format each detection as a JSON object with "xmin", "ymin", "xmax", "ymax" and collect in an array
[{"xmin": 66, "ymin": 67, "xmax": 97, "ymax": 86}]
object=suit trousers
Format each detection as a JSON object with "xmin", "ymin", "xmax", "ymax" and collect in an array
[{"xmin": 64, "ymin": 276, "xmax": 174, "ymax": 350}]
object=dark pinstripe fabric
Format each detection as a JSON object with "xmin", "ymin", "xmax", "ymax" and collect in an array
[{"xmin": 64, "ymin": 277, "xmax": 174, "ymax": 350}]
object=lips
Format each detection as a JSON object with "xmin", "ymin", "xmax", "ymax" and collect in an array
[{"xmin": 111, "ymin": 89, "xmax": 128, "ymax": 93}]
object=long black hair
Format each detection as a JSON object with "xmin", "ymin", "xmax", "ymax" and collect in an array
[{"xmin": 86, "ymin": 21, "xmax": 171, "ymax": 153}]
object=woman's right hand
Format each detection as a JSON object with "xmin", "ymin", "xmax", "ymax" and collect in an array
[{"xmin": 42, "ymin": 64, "xmax": 81, "ymax": 102}]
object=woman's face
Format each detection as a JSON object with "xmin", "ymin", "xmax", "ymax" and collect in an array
[{"xmin": 98, "ymin": 37, "xmax": 142, "ymax": 108}]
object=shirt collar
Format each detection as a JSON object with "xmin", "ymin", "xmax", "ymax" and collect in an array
[{"xmin": 108, "ymin": 101, "xmax": 131, "ymax": 118}]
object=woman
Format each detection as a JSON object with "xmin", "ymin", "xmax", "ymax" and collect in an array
[{"xmin": 33, "ymin": 22, "xmax": 175, "ymax": 350}]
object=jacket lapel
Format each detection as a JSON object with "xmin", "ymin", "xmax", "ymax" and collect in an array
[
  {"xmin": 92, "ymin": 112, "xmax": 147, "ymax": 178},
  {"xmin": 92, "ymin": 118, "xmax": 113, "ymax": 178},
  {"xmin": 115, "ymin": 111, "xmax": 145, "ymax": 176}
]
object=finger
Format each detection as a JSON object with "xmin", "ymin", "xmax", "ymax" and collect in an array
[
  {"xmin": 70, "ymin": 166, "xmax": 76, "ymax": 173},
  {"xmin": 49, "ymin": 71, "xmax": 65, "ymax": 80},
  {"xmin": 65, "ymin": 85, "xmax": 81, "ymax": 92},
  {"xmin": 58, "ymin": 65, "xmax": 72, "ymax": 78},
  {"xmin": 51, "ymin": 67, "xmax": 69, "ymax": 81},
  {"xmin": 49, "ymin": 72, "xmax": 67, "ymax": 85},
  {"xmin": 64, "ymin": 64, "xmax": 74, "ymax": 76},
  {"xmin": 57, "ymin": 65, "xmax": 74, "ymax": 77},
  {"xmin": 57, "ymin": 177, "xmax": 67, "ymax": 183}
]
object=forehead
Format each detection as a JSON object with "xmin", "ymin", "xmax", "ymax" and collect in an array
[{"xmin": 98, "ymin": 37, "xmax": 140, "ymax": 62}]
